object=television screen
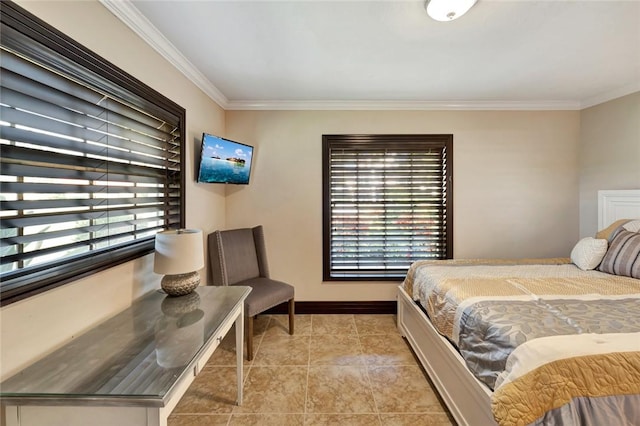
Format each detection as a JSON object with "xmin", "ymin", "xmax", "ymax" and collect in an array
[{"xmin": 197, "ymin": 133, "xmax": 254, "ymax": 184}]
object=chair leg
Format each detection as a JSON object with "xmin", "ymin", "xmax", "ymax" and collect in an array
[
  {"xmin": 288, "ymin": 298, "xmax": 295, "ymax": 335},
  {"xmin": 246, "ymin": 315, "xmax": 254, "ymax": 361}
]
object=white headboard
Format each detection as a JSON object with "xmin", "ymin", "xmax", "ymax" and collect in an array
[{"xmin": 598, "ymin": 189, "xmax": 640, "ymax": 229}]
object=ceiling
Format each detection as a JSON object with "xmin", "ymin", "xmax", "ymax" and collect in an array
[{"xmin": 103, "ymin": 0, "xmax": 640, "ymax": 110}]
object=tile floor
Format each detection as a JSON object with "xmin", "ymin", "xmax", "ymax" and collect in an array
[{"xmin": 168, "ymin": 314, "xmax": 456, "ymax": 426}]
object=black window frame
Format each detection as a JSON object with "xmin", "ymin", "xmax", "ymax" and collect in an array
[
  {"xmin": 0, "ymin": 1, "xmax": 186, "ymax": 306},
  {"xmin": 322, "ymin": 134, "xmax": 453, "ymax": 281}
]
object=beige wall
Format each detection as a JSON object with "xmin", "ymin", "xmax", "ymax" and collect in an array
[
  {"xmin": 0, "ymin": 1, "xmax": 226, "ymax": 380},
  {"xmin": 579, "ymin": 92, "xmax": 640, "ymax": 237},
  {"xmin": 225, "ymin": 110, "xmax": 581, "ymax": 302}
]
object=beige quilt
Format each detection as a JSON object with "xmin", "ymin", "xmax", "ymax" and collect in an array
[{"xmin": 402, "ymin": 259, "xmax": 640, "ymax": 426}]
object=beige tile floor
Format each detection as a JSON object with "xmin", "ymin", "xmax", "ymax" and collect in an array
[{"xmin": 169, "ymin": 314, "xmax": 456, "ymax": 426}]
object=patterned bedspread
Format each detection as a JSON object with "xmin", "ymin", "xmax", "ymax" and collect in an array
[{"xmin": 402, "ymin": 259, "xmax": 640, "ymax": 426}]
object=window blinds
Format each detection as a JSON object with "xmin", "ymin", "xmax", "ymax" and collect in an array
[
  {"xmin": 323, "ymin": 135, "xmax": 452, "ymax": 280},
  {"xmin": 0, "ymin": 3, "xmax": 184, "ymax": 304}
]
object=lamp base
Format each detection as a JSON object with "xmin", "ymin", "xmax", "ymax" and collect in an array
[{"xmin": 161, "ymin": 271, "xmax": 200, "ymax": 297}]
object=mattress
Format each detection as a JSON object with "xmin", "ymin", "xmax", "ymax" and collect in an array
[{"xmin": 402, "ymin": 259, "xmax": 640, "ymax": 425}]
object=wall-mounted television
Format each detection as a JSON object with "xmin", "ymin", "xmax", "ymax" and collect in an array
[{"xmin": 197, "ymin": 133, "xmax": 254, "ymax": 185}]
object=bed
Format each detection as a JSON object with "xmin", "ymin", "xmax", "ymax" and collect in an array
[{"xmin": 397, "ymin": 189, "xmax": 640, "ymax": 426}]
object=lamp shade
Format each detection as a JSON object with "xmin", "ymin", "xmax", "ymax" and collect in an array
[
  {"xmin": 426, "ymin": 0, "xmax": 477, "ymax": 21},
  {"xmin": 154, "ymin": 229, "xmax": 204, "ymax": 275}
]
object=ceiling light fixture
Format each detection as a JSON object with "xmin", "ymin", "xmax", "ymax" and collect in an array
[{"xmin": 425, "ymin": 0, "xmax": 478, "ymax": 22}]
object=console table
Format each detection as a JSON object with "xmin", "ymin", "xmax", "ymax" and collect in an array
[{"xmin": 0, "ymin": 285, "xmax": 251, "ymax": 426}]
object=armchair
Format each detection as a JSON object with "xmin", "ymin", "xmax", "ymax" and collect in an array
[{"xmin": 208, "ymin": 225, "xmax": 294, "ymax": 360}]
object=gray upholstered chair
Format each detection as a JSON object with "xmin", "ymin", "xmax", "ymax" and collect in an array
[{"xmin": 208, "ymin": 225, "xmax": 294, "ymax": 360}]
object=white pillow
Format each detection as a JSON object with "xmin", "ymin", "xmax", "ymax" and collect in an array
[
  {"xmin": 570, "ymin": 237, "xmax": 608, "ymax": 271},
  {"xmin": 622, "ymin": 219, "xmax": 640, "ymax": 233}
]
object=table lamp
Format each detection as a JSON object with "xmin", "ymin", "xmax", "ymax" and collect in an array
[{"xmin": 154, "ymin": 229, "xmax": 204, "ymax": 296}]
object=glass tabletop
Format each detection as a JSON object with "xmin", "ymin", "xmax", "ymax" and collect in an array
[{"xmin": 0, "ymin": 286, "xmax": 250, "ymax": 406}]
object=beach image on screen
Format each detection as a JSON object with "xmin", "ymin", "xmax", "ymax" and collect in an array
[{"xmin": 198, "ymin": 134, "xmax": 253, "ymax": 184}]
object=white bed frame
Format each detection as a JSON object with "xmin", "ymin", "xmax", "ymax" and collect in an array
[
  {"xmin": 598, "ymin": 189, "xmax": 640, "ymax": 230},
  {"xmin": 397, "ymin": 189, "xmax": 640, "ymax": 426}
]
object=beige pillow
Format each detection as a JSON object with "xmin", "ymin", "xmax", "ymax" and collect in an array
[
  {"xmin": 595, "ymin": 219, "xmax": 631, "ymax": 241},
  {"xmin": 622, "ymin": 219, "xmax": 640, "ymax": 233},
  {"xmin": 570, "ymin": 237, "xmax": 608, "ymax": 271}
]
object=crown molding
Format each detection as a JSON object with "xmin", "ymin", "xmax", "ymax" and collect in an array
[
  {"xmin": 225, "ymin": 99, "xmax": 582, "ymax": 111},
  {"xmin": 99, "ymin": 0, "xmax": 229, "ymax": 109},
  {"xmin": 100, "ymin": 0, "xmax": 634, "ymax": 112},
  {"xmin": 580, "ymin": 83, "xmax": 640, "ymax": 109}
]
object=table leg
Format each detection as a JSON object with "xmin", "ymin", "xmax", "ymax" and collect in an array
[{"xmin": 235, "ymin": 307, "xmax": 244, "ymax": 405}]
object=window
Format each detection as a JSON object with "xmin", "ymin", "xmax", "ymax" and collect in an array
[
  {"xmin": 323, "ymin": 134, "xmax": 452, "ymax": 280},
  {"xmin": 0, "ymin": 2, "xmax": 185, "ymax": 305}
]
